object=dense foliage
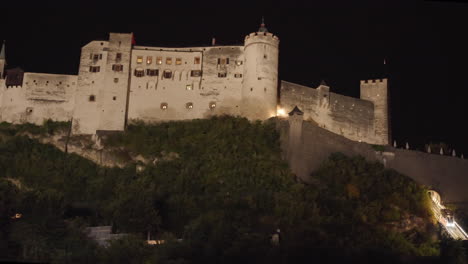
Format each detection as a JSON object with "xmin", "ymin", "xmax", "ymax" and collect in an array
[{"xmin": 0, "ymin": 116, "xmax": 455, "ymax": 263}]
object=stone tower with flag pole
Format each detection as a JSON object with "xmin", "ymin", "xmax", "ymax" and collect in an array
[{"xmin": 0, "ymin": 40, "xmax": 6, "ymax": 79}]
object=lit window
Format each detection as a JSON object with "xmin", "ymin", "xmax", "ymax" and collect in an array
[
  {"xmin": 146, "ymin": 69, "xmax": 159, "ymax": 76},
  {"xmin": 218, "ymin": 72, "xmax": 227, "ymax": 78},
  {"xmin": 234, "ymin": 73, "xmax": 242, "ymax": 78},
  {"xmin": 176, "ymin": 58, "xmax": 182, "ymax": 65},
  {"xmin": 236, "ymin": 60, "xmax": 243, "ymax": 66},
  {"xmin": 166, "ymin": 57, "xmax": 172, "ymax": 65},
  {"xmin": 209, "ymin": 102, "xmax": 216, "ymax": 109},
  {"xmin": 163, "ymin": 70, "xmax": 172, "ymax": 79},
  {"xmin": 160, "ymin": 103, "xmax": 168, "ymax": 110},
  {"xmin": 190, "ymin": 70, "xmax": 202, "ymax": 77},
  {"xmin": 156, "ymin": 57, "xmax": 162, "ymax": 65},
  {"xmin": 89, "ymin": 66, "xmax": 100, "ymax": 73},
  {"xmin": 89, "ymin": 95, "xmax": 96, "ymax": 102},
  {"xmin": 112, "ymin": 64, "xmax": 123, "ymax": 71},
  {"xmin": 137, "ymin": 56, "xmax": 143, "ymax": 64},
  {"xmin": 116, "ymin": 53, "xmax": 122, "ymax": 61},
  {"xmin": 134, "ymin": 68, "xmax": 145, "ymax": 77},
  {"xmin": 186, "ymin": 102, "xmax": 193, "ymax": 109},
  {"xmin": 147, "ymin": 56, "xmax": 152, "ymax": 64},
  {"xmin": 194, "ymin": 57, "xmax": 200, "ymax": 64},
  {"xmin": 186, "ymin": 84, "xmax": 192, "ymax": 90}
]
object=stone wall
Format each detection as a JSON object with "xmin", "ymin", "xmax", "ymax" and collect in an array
[
  {"xmin": 279, "ymin": 81, "xmax": 377, "ymax": 144},
  {"xmin": 279, "ymin": 118, "xmax": 468, "ymax": 204}
]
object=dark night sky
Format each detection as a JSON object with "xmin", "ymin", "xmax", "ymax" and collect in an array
[{"xmin": 1, "ymin": 0, "xmax": 467, "ymax": 154}]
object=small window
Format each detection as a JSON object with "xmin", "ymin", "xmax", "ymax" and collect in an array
[
  {"xmin": 218, "ymin": 72, "xmax": 227, "ymax": 78},
  {"xmin": 160, "ymin": 103, "xmax": 168, "ymax": 110},
  {"xmin": 163, "ymin": 70, "xmax": 172, "ymax": 79},
  {"xmin": 113, "ymin": 96, "xmax": 117, "ymax": 101},
  {"xmin": 146, "ymin": 69, "xmax": 159, "ymax": 76},
  {"xmin": 166, "ymin": 57, "xmax": 172, "ymax": 65},
  {"xmin": 226, "ymin": 58, "xmax": 230, "ymax": 64},
  {"xmin": 156, "ymin": 57, "xmax": 163, "ymax": 65},
  {"xmin": 146, "ymin": 56, "xmax": 152, "ymax": 64},
  {"xmin": 116, "ymin": 53, "xmax": 122, "ymax": 61},
  {"xmin": 89, "ymin": 66, "xmax": 100, "ymax": 73},
  {"xmin": 112, "ymin": 64, "xmax": 123, "ymax": 71},
  {"xmin": 134, "ymin": 68, "xmax": 145, "ymax": 77},
  {"xmin": 137, "ymin": 56, "xmax": 143, "ymax": 64},
  {"xmin": 89, "ymin": 95, "xmax": 96, "ymax": 102},
  {"xmin": 114, "ymin": 78, "xmax": 119, "ymax": 83},
  {"xmin": 186, "ymin": 102, "xmax": 193, "ymax": 109},
  {"xmin": 186, "ymin": 84, "xmax": 192, "ymax": 90},
  {"xmin": 264, "ymin": 54, "xmax": 267, "ymax": 59},
  {"xmin": 26, "ymin": 107, "xmax": 33, "ymax": 114},
  {"xmin": 234, "ymin": 73, "xmax": 242, "ymax": 78},
  {"xmin": 176, "ymin": 58, "xmax": 182, "ymax": 65},
  {"xmin": 194, "ymin": 57, "xmax": 201, "ymax": 64},
  {"xmin": 236, "ymin": 60, "xmax": 243, "ymax": 66},
  {"xmin": 209, "ymin": 102, "xmax": 216, "ymax": 109},
  {"xmin": 190, "ymin": 70, "xmax": 202, "ymax": 77},
  {"xmin": 93, "ymin": 54, "xmax": 100, "ymax": 61}
]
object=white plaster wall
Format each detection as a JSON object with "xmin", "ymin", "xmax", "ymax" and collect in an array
[
  {"xmin": 127, "ymin": 45, "xmax": 244, "ymax": 123},
  {"xmin": 72, "ymin": 41, "xmax": 109, "ymax": 134},
  {"xmin": 0, "ymin": 85, "xmax": 27, "ymax": 124},
  {"xmin": 242, "ymin": 32, "xmax": 279, "ymax": 120},
  {"xmin": 97, "ymin": 33, "xmax": 132, "ymax": 131}
]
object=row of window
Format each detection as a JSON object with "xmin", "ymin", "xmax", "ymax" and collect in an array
[
  {"xmin": 160, "ymin": 102, "xmax": 216, "ymax": 110},
  {"xmin": 134, "ymin": 69, "xmax": 202, "ymax": 78},
  {"xmin": 137, "ymin": 56, "xmax": 201, "ymax": 65}
]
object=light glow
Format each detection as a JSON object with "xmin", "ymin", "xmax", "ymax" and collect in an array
[{"xmin": 277, "ymin": 108, "xmax": 287, "ymax": 117}]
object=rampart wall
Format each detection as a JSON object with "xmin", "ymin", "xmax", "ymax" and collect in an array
[{"xmin": 279, "ymin": 81, "xmax": 377, "ymax": 144}]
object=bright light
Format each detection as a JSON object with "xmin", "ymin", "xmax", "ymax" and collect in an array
[{"xmin": 277, "ymin": 108, "xmax": 287, "ymax": 117}]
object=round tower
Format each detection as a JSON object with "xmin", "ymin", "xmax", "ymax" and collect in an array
[{"xmin": 241, "ymin": 19, "xmax": 280, "ymax": 120}]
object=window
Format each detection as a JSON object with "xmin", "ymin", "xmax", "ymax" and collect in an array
[
  {"xmin": 218, "ymin": 72, "xmax": 227, "ymax": 78},
  {"xmin": 217, "ymin": 58, "xmax": 229, "ymax": 65},
  {"xmin": 113, "ymin": 96, "xmax": 117, "ymax": 101},
  {"xmin": 166, "ymin": 57, "xmax": 172, "ymax": 65},
  {"xmin": 186, "ymin": 102, "xmax": 193, "ymax": 109},
  {"xmin": 89, "ymin": 95, "xmax": 96, "ymax": 102},
  {"xmin": 226, "ymin": 58, "xmax": 229, "ymax": 64},
  {"xmin": 264, "ymin": 54, "xmax": 267, "ymax": 59},
  {"xmin": 137, "ymin": 56, "xmax": 143, "ymax": 64},
  {"xmin": 234, "ymin": 73, "xmax": 242, "ymax": 78},
  {"xmin": 156, "ymin": 57, "xmax": 162, "ymax": 65},
  {"xmin": 160, "ymin": 103, "xmax": 168, "ymax": 110},
  {"xmin": 186, "ymin": 84, "xmax": 192, "ymax": 90},
  {"xmin": 146, "ymin": 56, "xmax": 152, "ymax": 64},
  {"xmin": 194, "ymin": 57, "xmax": 200, "ymax": 64},
  {"xmin": 163, "ymin": 70, "xmax": 172, "ymax": 79},
  {"xmin": 26, "ymin": 107, "xmax": 33, "ymax": 114},
  {"xmin": 191, "ymin": 70, "xmax": 202, "ymax": 77},
  {"xmin": 112, "ymin": 64, "xmax": 123, "ymax": 71},
  {"xmin": 146, "ymin": 69, "xmax": 159, "ymax": 76},
  {"xmin": 236, "ymin": 60, "xmax": 243, "ymax": 66},
  {"xmin": 209, "ymin": 102, "xmax": 216, "ymax": 109},
  {"xmin": 89, "ymin": 66, "xmax": 100, "ymax": 73},
  {"xmin": 176, "ymin": 58, "xmax": 182, "ymax": 65},
  {"xmin": 116, "ymin": 53, "xmax": 122, "ymax": 61},
  {"xmin": 91, "ymin": 54, "xmax": 102, "ymax": 61},
  {"xmin": 114, "ymin": 78, "xmax": 119, "ymax": 83},
  {"xmin": 134, "ymin": 68, "xmax": 145, "ymax": 77}
]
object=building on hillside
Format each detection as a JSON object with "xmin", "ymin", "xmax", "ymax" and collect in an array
[{"xmin": 0, "ymin": 21, "xmax": 390, "ymax": 145}]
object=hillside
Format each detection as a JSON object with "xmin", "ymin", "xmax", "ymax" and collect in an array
[{"xmin": 0, "ymin": 117, "xmax": 445, "ymax": 263}]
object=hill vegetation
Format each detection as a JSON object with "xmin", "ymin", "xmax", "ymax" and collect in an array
[{"xmin": 0, "ymin": 117, "xmax": 451, "ymax": 263}]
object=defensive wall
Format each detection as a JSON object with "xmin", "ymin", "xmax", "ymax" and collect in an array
[{"xmin": 278, "ymin": 117, "xmax": 468, "ymax": 204}]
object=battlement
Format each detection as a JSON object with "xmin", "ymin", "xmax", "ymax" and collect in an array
[
  {"xmin": 244, "ymin": 32, "xmax": 280, "ymax": 45},
  {"xmin": 360, "ymin": 78, "xmax": 388, "ymax": 85}
]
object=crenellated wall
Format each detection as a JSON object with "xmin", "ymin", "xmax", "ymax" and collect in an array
[
  {"xmin": 0, "ymin": 73, "xmax": 76, "ymax": 124},
  {"xmin": 279, "ymin": 80, "xmax": 378, "ymax": 144}
]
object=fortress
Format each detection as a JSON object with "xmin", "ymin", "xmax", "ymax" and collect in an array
[{"xmin": 0, "ymin": 22, "xmax": 390, "ymax": 145}]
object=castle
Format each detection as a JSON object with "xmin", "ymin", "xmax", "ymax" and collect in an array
[{"xmin": 0, "ymin": 22, "xmax": 390, "ymax": 145}]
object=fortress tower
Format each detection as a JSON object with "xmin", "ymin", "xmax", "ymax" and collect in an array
[
  {"xmin": 241, "ymin": 19, "xmax": 280, "ymax": 120},
  {"xmin": 360, "ymin": 78, "xmax": 390, "ymax": 145},
  {"xmin": 0, "ymin": 41, "xmax": 5, "ymax": 79}
]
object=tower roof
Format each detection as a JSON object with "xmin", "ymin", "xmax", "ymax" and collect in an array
[
  {"xmin": 258, "ymin": 17, "xmax": 268, "ymax": 33},
  {"xmin": 0, "ymin": 40, "xmax": 5, "ymax": 60},
  {"xmin": 320, "ymin": 80, "xmax": 327, "ymax": 86},
  {"xmin": 288, "ymin": 106, "xmax": 304, "ymax": 116}
]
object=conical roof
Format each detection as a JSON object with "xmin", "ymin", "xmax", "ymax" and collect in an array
[
  {"xmin": 258, "ymin": 17, "xmax": 268, "ymax": 33},
  {"xmin": 288, "ymin": 106, "xmax": 304, "ymax": 116}
]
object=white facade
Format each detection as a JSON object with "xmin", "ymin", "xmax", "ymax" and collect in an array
[{"xmin": 0, "ymin": 23, "xmax": 390, "ymax": 145}]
